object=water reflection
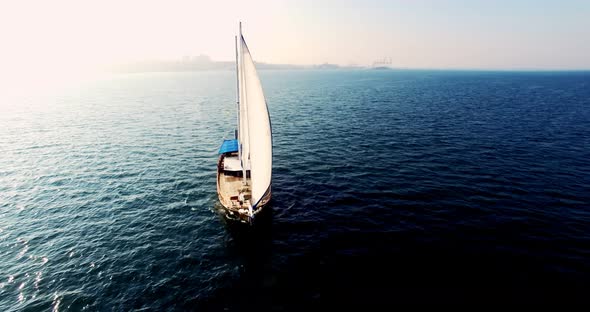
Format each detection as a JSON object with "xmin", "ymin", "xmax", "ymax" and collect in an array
[{"xmin": 202, "ymin": 203, "xmax": 275, "ymax": 310}]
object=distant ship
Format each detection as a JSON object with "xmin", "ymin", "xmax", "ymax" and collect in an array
[
  {"xmin": 216, "ymin": 23, "xmax": 272, "ymax": 224},
  {"xmin": 371, "ymin": 57, "xmax": 393, "ymax": 70}
]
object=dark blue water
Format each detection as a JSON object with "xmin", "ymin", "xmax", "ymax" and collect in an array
[{"xmin": 1, "ymin": 70, "xmax": 589, "ymax": 310}]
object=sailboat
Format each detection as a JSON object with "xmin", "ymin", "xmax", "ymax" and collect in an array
[{"xmin": 216, "ymin": 23, "xmax": 272, "ymax": 223}]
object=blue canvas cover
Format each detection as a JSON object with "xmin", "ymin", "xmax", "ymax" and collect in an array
[{"xmin": 218, "ymin": 139, "xmax": 239, "ymax": 154}]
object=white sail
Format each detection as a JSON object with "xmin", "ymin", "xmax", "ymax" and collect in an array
[
  {"xmin": 239, "ymin": 33, "xmax": 272, "ymax": 207},
  {"xmin": 238, "ymin": 37, "xmax": 250, "ymax": 175}
]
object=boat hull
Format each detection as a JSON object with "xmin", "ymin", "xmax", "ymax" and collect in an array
[{"xmin": 216, "ymin": 153, "xmax": 271, "ymax": 223}]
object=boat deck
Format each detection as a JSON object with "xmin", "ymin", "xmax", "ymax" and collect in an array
[{"xmin": 217, "ymin": 153, "xmax": 251, "ymax": 211}]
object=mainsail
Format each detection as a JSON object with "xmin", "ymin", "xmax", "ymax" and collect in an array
[{"xmin": 237, "ymin": 27, "xmax": 272, "ymax": 208}]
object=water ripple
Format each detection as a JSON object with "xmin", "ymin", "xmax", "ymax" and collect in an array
[{"xmin": 1, "ymin": 70, "xmax": 589, "ymax": 309}]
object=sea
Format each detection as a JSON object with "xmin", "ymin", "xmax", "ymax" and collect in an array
[{"xmin": 1, "ymin": 69, "xmax": 589, "ymax": 310}]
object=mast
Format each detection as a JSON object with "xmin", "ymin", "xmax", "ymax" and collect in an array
[
  {"xmin": 235, "ymin": 35, "xmax": 240, "ymax": 138},
  {"xmin": 235, "ymin": 35, "xmax": 241, "ymax": 164},
  {"xmin": 239, "ymin": 22, "xmax": 248, "ymax": 185}
]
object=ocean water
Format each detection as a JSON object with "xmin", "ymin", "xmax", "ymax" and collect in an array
[{"xmin": 1, "ymin": 70, "xmax": 589, "ymax": 310}]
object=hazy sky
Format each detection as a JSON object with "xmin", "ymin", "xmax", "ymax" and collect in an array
[{"xmin": 1, "ymin": 0, "xmax": 589, "ymax": 74}]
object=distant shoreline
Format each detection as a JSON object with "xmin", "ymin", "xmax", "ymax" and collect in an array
[
  {"xmin": 107, "ymin": 55, "xmax": 364, "ymax": 73},
  {"xmin": 105, "ymin": 55, "xmax": 590, "ymax": 74}
]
